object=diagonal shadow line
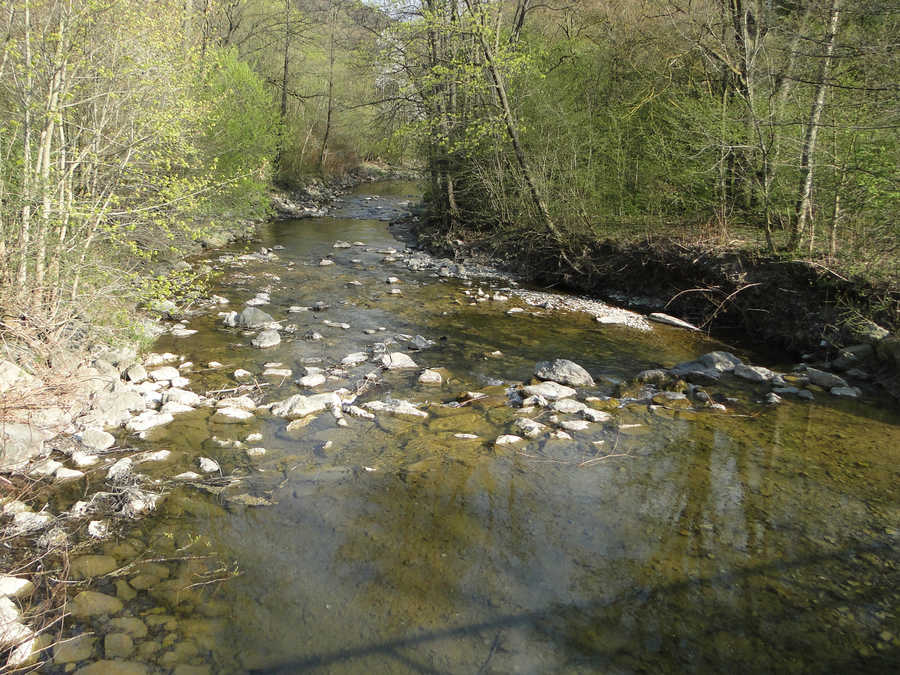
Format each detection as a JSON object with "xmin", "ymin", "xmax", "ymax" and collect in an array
[{"xmin": 249, "ymin": 539, "xmax": 896, "ymax": 674}]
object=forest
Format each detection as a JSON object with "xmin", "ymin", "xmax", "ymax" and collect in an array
[{"xmin": 0, "ymin": 0, "xmax": 897, "ymax": 350}]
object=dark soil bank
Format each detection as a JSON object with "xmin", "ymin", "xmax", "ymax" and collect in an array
[{"xmin": 401, "ymin": 216, "xmax": 900, "ymax": 398}]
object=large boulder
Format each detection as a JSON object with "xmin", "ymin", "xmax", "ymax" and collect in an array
[
  {"xmin": 380, "ymin": 353, "xmax": 418, "ymax": 370},
  {"xmin": 238, "ymin": 306, "xmax": 274, "ymax": 329},
  {"xmin": 534, "ymin": 359, "xmax": 594, "ymax": 387}
]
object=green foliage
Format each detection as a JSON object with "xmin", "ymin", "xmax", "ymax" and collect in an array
[{"xmin": 199, "ymin": 47, "xmax": 280, "ymax": 214}]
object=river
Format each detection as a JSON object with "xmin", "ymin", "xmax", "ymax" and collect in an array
[{"xmin": 53, "ymin": 181, "xmax": 899, "ymax": 674}]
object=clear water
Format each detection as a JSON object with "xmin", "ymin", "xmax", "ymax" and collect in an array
[{"xmin": 58, "ymin": 182, "xmax": 899, "ymax": 673}]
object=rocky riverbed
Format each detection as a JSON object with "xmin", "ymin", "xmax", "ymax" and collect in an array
[{"xmin": 1, "ymin": 180, "xmax": 898, "ymax": 673}]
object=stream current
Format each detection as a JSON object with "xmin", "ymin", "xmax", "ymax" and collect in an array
[{"xmin": 57, "ymin": 181, "xmax": 899, "ymax": 673}]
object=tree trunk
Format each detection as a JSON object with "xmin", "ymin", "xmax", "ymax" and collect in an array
[
  {"xmin": 789, "ymin": 0, "xmax": 841, "ymax": 251},
  {"xmin": 462, "ymin": 0, "xmax": 562, "ymax": 247},
  {"xmin": 319, "ymin": 3, "xmax": 337, "ymax": 175},
  {"xmin": 17, "ymin": 0, "xmax": 34, "ymax": 299}
]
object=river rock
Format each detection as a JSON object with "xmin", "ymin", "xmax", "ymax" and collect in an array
[
  {"xmin": 733, "ymin": 364, "xmax": 777, "ymax": 382},
  {"xmin": 12, "ymin": 511, "xmax": 52, "ymax": 533},
  {"xmin": 0, "ymin": 576, "xmax": 32, "ymax": 600},
  {"xmin": 495, "ymin": 435, "xmax": 523, "ymax": 445},
  {"xmin": 105, "ymin": 632, "xmax": 134, "ymax": 659},
  {"xmin": 80, "ymin": 427, "xmax": 116, "ymax": 451},
  {"xmin": 238, "ymin": 306, "xmax": 274, "ymax": 328},
  {"xmin": 551, "ymin": 399, "xmax": 588, "ymax": 414},
  {"xmin": 0, "ymin": 423, "xmax": 53, "ymax": 470},
  {"xmin": 30, "ymin": 458, "xmax": 63, "ymax": 477},
  {"xmin": 124, "ymin": 364, "xmax": 147, "ymax": 383},
  {"xmin": 363, "ymin": 399, "xmax": 428, "ymax": 418},
  {"xmin": 345, "ymin": 405, "xmax": 375, "ymax": 420},
  {"xmin": 0, "ymin": 361, "xmax": 38, "ymax": 393},
  {"xmin": 71, "ymin": 554, "xmax": 118, "ymax": 579},
  {"xmin": 582, "ymin": 408, "xmax": 612, "ymax": 423},
  {"xmin": 165, "ymin": 388, "xmax": 203, "ymax": 407},
  {"xmin": 198, "ymin": 457, "xmax": 220, "ymax": 473},
  {"xmin": 514, "ymin": 418, "xmax": 547, "ymax": 438},
  {"xmin": 559, "ymin": 420, "xmax": 591, "ymax": 432},
  {"xmin": 297, "ymin": 373, "xmax": 327, "ymax": 388},
  {"xmin": 522, "ymin": 381, "xmax": 576, "ymax": 401},
  {"xmin": 108, "ymin": 618, "xmax": 148, "ymax": 639},
  {"xmin": 803, "ymin": 366, "xmax": 848, "ymax": 389},
  {"xmin": 212, "ymin": 407, "xmax": 254, "ymax": 423},
  {"xmin": 55, "ymin": 467, "xmax": 85, "ymax": 481},
  {"xmin": 418, "ymin": 369, "xmax": 442, "ymax": 385},
  {"xmin": 380, "ymin": 353, "xmax": 418, "ymax": 370},
  {"xmin": 53, "ymin": 634, "xmax": 96, "ymax": 663},
  {"xmin": 271, "ymin": 393, "xmax": 340, "ymax": 419},
  {"xmin": 830, "ymin": 386, "xmax": 861, "ymax": 398},
  {"xmin": 149, "ymin": 366, "xmax": 180, "ymax": 382},
  {"xmin": 70, "ymin": 590, "xmax": 123, "ymax": 617},
  {"xmin": 251, "ymin": 330, "xmax": 280, "ymax": 348},
  {"xmin": 648, "ymin": 313, "xmax": 700, "ymax": 331},
  {"xmin": 216, "ymin": 396, "xmax": 257, "ymax": 411},
  {"xmin": 88, "ymin": 520, "xmax": 109, "ymax": 538},
  {"xmin": 535, "ymin": 359, "xmax": 595, "ymax": 387},
  {"xmin": 107, "ymin": 458, "xmax": 134, "ymax": 483},
  {"xmin": 125, "ymin": 411, "xmax": 173, "ymax": 433},
  {"xmin": 160, "ymin": 401, "xmax": 193, "ymax": 415},
  {"xmin": 339, "ymin": 353, "xmax": 366, "ymax": 367}
]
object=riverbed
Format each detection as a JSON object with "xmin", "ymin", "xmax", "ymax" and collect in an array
[{"xmin": 50, "ymin": 181, "xmax": 899, "ymax": 673}]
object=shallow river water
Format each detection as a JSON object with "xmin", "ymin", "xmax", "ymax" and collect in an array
[{"xmin": 57, "ymin": 182, "xmax": 899, "ymax": 673}]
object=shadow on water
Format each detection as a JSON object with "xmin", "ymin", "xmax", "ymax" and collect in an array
[{"xmin": 250, "ymin": 540, "xmax": 898, "ymax": 674}]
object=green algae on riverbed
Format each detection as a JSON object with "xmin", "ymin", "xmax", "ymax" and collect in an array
[{"xmin": 47, "ymin": 182, "xmax": 899, "ymax": 674}]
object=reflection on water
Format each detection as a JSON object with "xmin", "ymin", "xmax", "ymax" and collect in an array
[{"xmin": 59, "ymin": 182, "xmax": 899, "ymax": 674}]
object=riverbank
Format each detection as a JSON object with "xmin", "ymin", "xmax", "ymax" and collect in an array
[{"xmin": 399, "ymin": 214, "xmax": 900, "ymax": 400}]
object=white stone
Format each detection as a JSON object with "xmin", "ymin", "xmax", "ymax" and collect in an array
[
  {"xmin": 514, "ymin": 418, "xmax": 547, "ymax": 438},
  {"xmin": 583, "ymin": 408, "xmax": 612, "ymax": 423},
  {"xmin": 148, "ymin": 366, "xmax": 180, "ymax": 382},
  {"xmin": 319, "ymin": 258, "xmax": 335, "ymax": 266},
  {"xmin": 174, "ymin": 472, "xmax": 202, "ymax": 481},
  {"xmin": 170, "ymin": 377, "xmax": 190, "ymax": 388},
  {"xmin": 234, "ymin": 369, "xmax": 253, "ymax": 381},
  {"xmin": 559, "ymin": 420, "xmax": 591, "ymax": 432},
  {"xmin": 495, "ymin": 435, "xmax": 524, "ymax": 445},
  {"xmin": 134, "ymin": 450, "xmax": 171, "ymax": 463},
  {"xmin": 160, "ymin": 401, "xmax": 194, "ymax": 415},
  {"xmin": 264, "ymin": 368, "xmax": 292, "ymax": 378},
  {"xmin": 30, "ymin": 459, "xmax": 63, "ymax": 477},
  {"xmin": 55, "ymin": 467, "xmax": 85, "ymax": 481},
  {"xmin": 341, "ymin": 353, "xmax": 368, "ymax": 367},
  {"xmin": 106, "ymin": 458, "xmax": 133, "ymax": 482},
  {"xmin": 216, "ymin": 396, "xmax": 256, "ymax": 411},
  {"xmin": 252, "ymin": 330, "xmax": 281, "ymax": 348},
  {"xmin": 0, "ymin": 576, "xmax": 33, "ymax": 598},
  {"xmin": 271, "ymin": 393, "xmax": 340, "ymax": 419},
  {"xmin": 80, "ymin": 427, "xmax": 116, "ymax": 451},
  {"xmin": 733, "ymin": 364, "xmax": 777, "ymax": 383},
  {"xmin": 245, "ymin": 432, "xmax": 263, "ymax": 442},
  {"xmin": 549, "ymin": 430, "xmax": 573, "ymax": 440},
  {"xmin": 212, "ymin": 407, "xmax": 254, "ymax": 423},
  {"xmin": 522, "ymin": 381, "xmax": 576, "ymax": 401},
  {"xmin": 12, "ymin": 511, "xmax": 52, "ymax": 533},
  {"xmin": 198, "ymin": 457, "xmax": 220, "ymax": 473},
  {"xmin": 208, "ymin": 361, "xmax": 223, "ymax": 369},
  {"xmin": 297, "ymin": 374, "xmax": 327, "ymax": 388},
  {"xmin": 363, "ymin": 399, "xmax": 428, "ymax": 418},
  {"xmin": 418, "ymin": 369, "xmax": 443, "ymax": 385},
  {"xmin": 246, "ymin": 447, "xmax": 266, "ymax": 457},
  {"xmin": 345, "ymin": 405, "xmax": 375, "ymax": 420},
  {"xmin": 454, "ymin": 433, "xmax": 479, "ymax": 439},
  {"xmin": 125, "ymin": 411, "xmax": 173, "ymax": 433},
  {"xmin": 380, "ymin": 353, "xmax": 418, "ymax": 370},
  {"xmin": 87, "ymin": 520, "xmax": 109, "ymax": 539},
  {"xmin": 164, "ymin": 388, "xmax": 203, "ymax": 407}
]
